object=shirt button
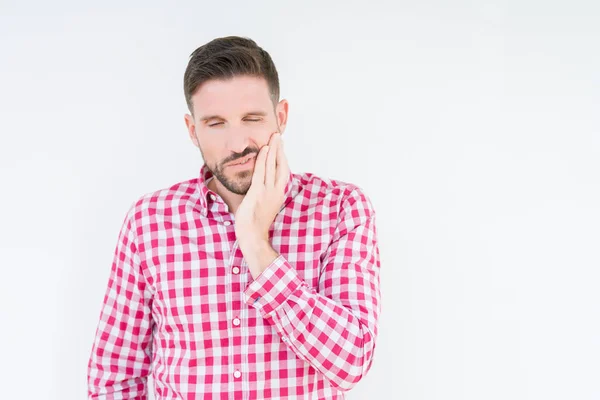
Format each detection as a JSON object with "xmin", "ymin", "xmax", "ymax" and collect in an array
[
  {"xmin": 233, "ymin": 370, "xmax": 241, "ymax": 379},
  {"xmin": 224, "ymin": 220, "xmax": 232, "ymax": 226},
  {"xmin": 210, "ymin": 194, "xmax": 216, "ymax": 201},
  {"xmin": 233, "ymin": 317, "xmax": 241, "ymax": 326},
  {"xmin": 232, "ymin": 266, "xmax": 240, "ymax": 274}
]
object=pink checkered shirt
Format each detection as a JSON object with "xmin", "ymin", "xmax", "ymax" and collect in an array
[{"xmin": 87, "ymin": 163, "xmax": 381, "ymax": 399}]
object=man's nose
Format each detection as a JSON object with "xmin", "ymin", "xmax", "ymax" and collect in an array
[{"xmin": 226, "ymin": 128, "xmax": 252, "ymax": 154}]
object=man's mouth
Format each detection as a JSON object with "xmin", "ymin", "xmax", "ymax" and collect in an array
[{"xmin": 228, "ymin": 154, "xmax": 255, "ymax": 167}]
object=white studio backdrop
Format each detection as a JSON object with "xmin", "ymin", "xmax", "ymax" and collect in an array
[{"xmin": 0, "ymin": 1, "xmax": 598, "ymax": 399}]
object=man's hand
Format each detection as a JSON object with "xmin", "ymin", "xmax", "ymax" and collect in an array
[{"xmin": 235, "ymin": 132, "xmax": 290, "ymax": 279}]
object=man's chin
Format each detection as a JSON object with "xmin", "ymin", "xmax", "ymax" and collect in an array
[
  {"xmin": 221, "ymin": 176, "xmax": 252, "ymax": 195},
  {"xmin": 226, "ymin": 168, "xmax": 253, "ymax": 181}
]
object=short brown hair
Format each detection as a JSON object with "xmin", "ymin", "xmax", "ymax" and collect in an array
[{"xmin": 183, "ymin": 36, "xmax": 280, "ymax": 114}]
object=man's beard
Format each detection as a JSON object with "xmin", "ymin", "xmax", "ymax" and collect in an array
[{"xmin": 204, "ymin": 147, "xmax": 259, "ymax": 195}]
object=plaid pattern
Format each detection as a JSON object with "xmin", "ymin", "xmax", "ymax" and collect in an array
[{"xmin": 87, "ymin": 163, "xmax": 381, "ymax": 399}]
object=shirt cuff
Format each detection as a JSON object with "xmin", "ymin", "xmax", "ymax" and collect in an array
[{"xmin": 244, "ymin": 254, "xmax": 304, "ymax": 318}]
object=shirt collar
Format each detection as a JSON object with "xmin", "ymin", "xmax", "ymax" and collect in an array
[{"xmin": 196, "ymin": 162, "xmax": 296, "ymax": 216}]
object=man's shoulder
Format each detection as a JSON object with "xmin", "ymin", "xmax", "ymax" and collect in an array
[{"xmin": 125, "ymin": 176, "xmax": 200, "ymax": 220}]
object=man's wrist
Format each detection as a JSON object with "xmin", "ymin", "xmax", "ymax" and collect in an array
[{"xmin": 240, "ymin": 239, "xmax": 279, "ymax": 277}]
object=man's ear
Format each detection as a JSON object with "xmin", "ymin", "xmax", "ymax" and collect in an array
[
  {"xmin": 276, "ymin": 99, "xmax": 289, "ymax": 134},
  {"xmin": 184, "ymin": 113, "xmax": 199, "ymax": 147}
]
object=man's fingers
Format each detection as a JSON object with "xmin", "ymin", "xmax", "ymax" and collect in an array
[
  {"xmin": 265, "ymin": 134, "xmax": 279, "ymax": 188},
  {"xmin": 252, "ymin": 145, "xmax": 269, "ymax": 187},
  {"xmin": 276, "ymin": 136, "xmax": 289, "ymax": 191}
]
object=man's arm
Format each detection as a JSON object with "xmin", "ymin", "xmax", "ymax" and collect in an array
[
  {"xmin": 87, "ymin": 205, "xmax": 154, "ymax": 399},
  {"xmin": 244, "ymin": 187, "xmax": 381, "ymax": 391}
]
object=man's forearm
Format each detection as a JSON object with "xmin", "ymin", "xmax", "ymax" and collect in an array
[{"xmin": 243, "ymin": 256, "xmax": 380, "ymax": 391}]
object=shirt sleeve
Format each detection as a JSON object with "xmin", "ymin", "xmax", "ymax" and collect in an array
[
  {"xmin": 243, "ymin": 187, "xmax": 381, "ymax": 391},
  {"xmin": 87, "ymin": 204, "xmax": 154, "ymax": 399}
]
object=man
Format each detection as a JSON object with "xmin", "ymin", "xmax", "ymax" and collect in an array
[{"xmin": 87, "ymin": 36, "xmax": 381, "ymax": 399}]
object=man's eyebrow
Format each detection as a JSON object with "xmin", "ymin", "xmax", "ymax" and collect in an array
[{"xmin": 199, "ymin": 111, "xmax": 268, "ymax": 122}]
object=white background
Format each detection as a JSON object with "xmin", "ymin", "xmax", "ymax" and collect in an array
[{"xmin": 1, "ymin": 1, "xmax": 598, "ymax": 399}]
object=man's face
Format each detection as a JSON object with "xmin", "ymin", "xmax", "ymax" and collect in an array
[{"xmin": 184, "ymin": 75, "xmax": 288, "ymax": 195}]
